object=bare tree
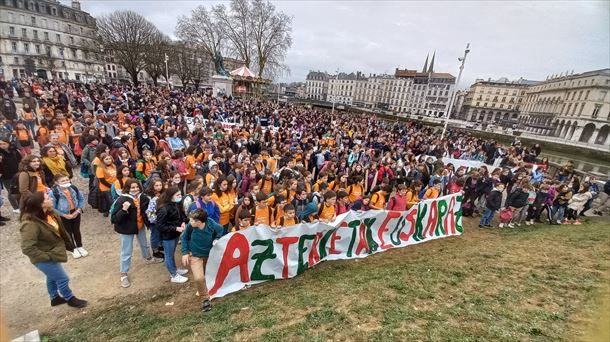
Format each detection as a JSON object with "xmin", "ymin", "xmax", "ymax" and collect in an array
[
  {"xmin": 175, "ymin": 6, "xmax": 223, "ymax": 60},
  {"xmin": 144, "ymin": 33, "xmax": 172, "ymax": 86},
  {"xmin": 171, "ymin": 42, "xmax": 194, "ymax": 87},
  {"xmin": 40, "ymin": 53, "xmax": 58, "ymax": 79},
  {"xmin": 250, "ymin": 0, "xmax": 292, "ymax": 79},
  {"xmin": 97, "ymin": 10, "xmax": 161, "ymax": 86},
  {"xmin": 213, "ymin": 0, "xmax": 253, "ymax": 68}
]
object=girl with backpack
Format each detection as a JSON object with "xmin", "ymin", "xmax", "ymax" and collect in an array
[
  {"xmin": 145, "ymin": 177, "xmax": 165, "ymax": 259},
  {"xmin": 51, "ymin": 174, "xmax": 87, "ymax": 259},
  {"xmin": 156, "ymin": 186, "xmax": 189, "ymax": 284},
  {"xmin": 111, "ymin": 165, "xmax": 131, "ymax": 200},
  {"xmin": 95, "ymin": 153, "xmax": 117, "ymax": 217}
]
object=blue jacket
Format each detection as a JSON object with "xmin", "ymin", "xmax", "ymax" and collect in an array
[
  {"xmin": 51, "ymin": 185, "xmax": 85, "ymax": 215},
  {"xmin": 180, "ymin": 219, "xmax": 225, "ymax": 258},
  {"xmin": 188, "ymin": 199, "xmax": 220, "ymax": 224}
]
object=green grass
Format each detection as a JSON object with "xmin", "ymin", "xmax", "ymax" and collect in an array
[{"xmin": 48, "ymin": 219, "xmax": 610, "ymax": 342}]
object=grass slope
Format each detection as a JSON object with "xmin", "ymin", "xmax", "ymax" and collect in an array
[{"xmin": 49, "ymin": 219, "xmax": 610, "ymax": 342}]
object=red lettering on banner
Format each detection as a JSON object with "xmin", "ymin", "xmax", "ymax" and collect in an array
[
  {"xmin": 445, "ymin": 196, "xmax": 456, "ymax": 234},
  {"xmin": 400, "ymin": 209, "xmax": 418, "ymax": 241},
  {"xmin": 208, "ymin": 233, "xmax": 250, "ymax": 296},
  {"xmin": 308, "ymin": 232, "xmax": 323, "ymax": 267},
  {"xmin": 355, "ymin": 223, "xmax": 370, "ymax": 255},
  {"xmin": 378, "ymin": 211, "xmax": 401, "ymax": 249},
  {"xmin": 276, "ymin": 237, "xmax": 299, "ymax": 278},
  {"xmin": 329, "ymin": 230, "xmax": 342, "ymax": 255},
  {"xmin": 424, "ymin": 201, "xmax": 438, "ymax": 238}
]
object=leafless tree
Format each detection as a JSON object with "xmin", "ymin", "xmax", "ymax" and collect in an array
[
  {"xmin": 176, "ymin": 6, "xmax": 223, "ymax": 60},
  {"xmin": 171, "ymin": 42, "xmax": 195, "ymax": 87},
  {"xmin": 97, "ymin": 10, "xmax": 161, "ymax": 86},
  {"xmin": 250, "ymin": 0, "xmax": 292, "ymax": 79},
  {"xmin": 213, "ymin": 0, "xmax": 253, "ymax": 68},
  {"xmin": 144, "ymin": 33, "xmax": 172, "ymax": 86}
]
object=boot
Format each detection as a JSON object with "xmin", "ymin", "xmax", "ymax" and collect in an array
[{"xmin": 67, "ymin": 296, "xmax": 88, "ymax": 308}]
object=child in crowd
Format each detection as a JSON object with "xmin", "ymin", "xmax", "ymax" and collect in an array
[
  {"xmin": 277, "ymin": 204, "xmax": 298, "ymax": 227},
  {"xmin": 479, "ymin": 183, "xmax": 504, "ymax": 228}
]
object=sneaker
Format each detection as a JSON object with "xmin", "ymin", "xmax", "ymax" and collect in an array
[
  {"xmin": 72, "ymin": 249, "xmax": 82, "ymax": 259},
  {"xmin": 12, "ymin": 209, "xmax": 20, "ymax": 214},
  {"xmin": 67, "ymin": 296, "xmax": 88, "ymax": 308},
  {"xmin": 573, "ymin": 220, "xmax": 582, "ymax": 225},
  {"xmin": 177, "ymin": 268, "xmax": 189, "ymax": 276},
  {"xmin": 202, "ymin": 298, "xmax": 211, "ymax": 312},
  {"xmin": 508, "ymin": 223, "xmax": 515, "ymax": 228},
  {"xmin": 562, "ymin": 219, "xmax": 571, "ymax": 225},
  {"xmin": 77, "ymin": 247, "xmax": 89, "ymax": 257},
  {"xmin": 152, "ymin": 251, "xmax": 165, "ymax": 259},
  {"xmin": 525, "ymin": 221, "xmax": 532, "ymax": 226},
  {"xmin": 593, "ymin": 210, "xmax": 602, "ymax": 216},
  {"xmin": 484, "ymin": 225, "xmax": 493, "ymax": 228},
  {"xmin": 170, "ymin": 274, "xmax": 188, "ymax": 284},
  {"xmin": 145, "ymin": 257, "xmax": 164, "ymax": 264},
  {"xmin": 478, "ymin": 224, "xmax": 484, "ymax": 228},
  {"xmin": 498, "ymin": 223, "xmax": 505, "ymax": 228},
  {"xmin": 120, "ymin": 274, "xmax": 131, "ymax": 288},
  {"xmin": 555, "ymin": 220, "xmax": 562, "ymax": 225},
  {"xmin": 516, "ymin": 223, "xmax": 521, "ymax": 227},
  {"xmin": 51, "ymin": 296, "xmax": 67, "ymax": 306}
]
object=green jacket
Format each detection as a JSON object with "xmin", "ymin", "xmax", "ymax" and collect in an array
[
  {"xmin": 20, "ymin": 211, "xmax": 75, "ymax": 264},
  {"xmin": 181, "ymin": 219, "xmax": 225, "ymax": 258}
]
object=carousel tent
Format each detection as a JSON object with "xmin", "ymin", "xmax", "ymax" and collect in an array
[
  {"xmin": 229, "ymin": 65, "xmax": 270, "ymax": 97},
  {"xmin": 230, "ymin": 65, "xmax": 257, "ymax": 78}
]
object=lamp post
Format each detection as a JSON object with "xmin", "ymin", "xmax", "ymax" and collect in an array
[
  {"xmin": 164, "ymin": 53, "xmax": 170, "ymax": 89},
  {"xmin": 441, "ymin": 43, "xmax": 470, "ymax": 140},
  {"xmin": 331, "ymin": 68, "xmax": 339, "ymax": 114}
]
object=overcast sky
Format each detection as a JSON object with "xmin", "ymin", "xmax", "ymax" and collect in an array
[{"xmin": 72, "ymin": 0, "xmax": 609, "ymax": 87}]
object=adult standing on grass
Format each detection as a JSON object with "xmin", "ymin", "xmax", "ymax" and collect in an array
[
  {"xmin": 181, "ymin": 209, "xmax": 224, "ymax": 312},
  {"xmin": 19, "ymin": 191, "xmax": 87, "ymax": 308},
  {"xmin": 156, "ymin": 186, "xmax": 189, "ymax": 284},
  {"xmin": 111, "ymin": 178, "xmax": 162, "ymax": 288}
]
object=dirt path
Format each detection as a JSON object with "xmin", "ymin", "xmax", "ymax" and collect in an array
[{"xmin": 0, "ymin": 175, "xmax": 172, "ymax": 338}]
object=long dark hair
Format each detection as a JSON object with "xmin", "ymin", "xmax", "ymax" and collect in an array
[
  {"xmin": 20, "ymin": 191, "xmax": 46, "ymax": 221},
  {"xmin": 145, "ymin": 176, "xmax": 164, "ymax": 197},
  {"xmin": 18, "ymin": 155, "xmax": 41, "ymax": 172},
  {"xmin": 157, "ymin": 186, "xmax": 181, "ymax": 209},
  {"xmin": 213, "ymin": 175, "xmax": 228, "ymax": 197}
]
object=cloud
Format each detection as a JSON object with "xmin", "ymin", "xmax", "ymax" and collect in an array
[{"xmin": 73, "ymin": 0, "xmax": 609, "ymax": 85}]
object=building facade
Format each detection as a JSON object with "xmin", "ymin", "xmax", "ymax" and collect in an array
[
  {"xmin": 305, "ymin": 71, "xmax": 329, "ymax": 101},
  {"xmin": 0, "ymin": 0, "xmax": 105, "ymax": 81},
  {"xmin": 520, "ymin": 69, "xmax": 610, "ymax": 146},
  {"xmin": 328, "ymin": 72, "xmax": 367, "ymax": 106},
  {"xmin": 460, "ymin": 78, "xmax": 537, "ymax": 127}
]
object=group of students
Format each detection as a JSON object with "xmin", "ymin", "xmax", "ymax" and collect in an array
[{"xmin": 1, "ymin": 79, "xmax": 609, "ymax": 314}]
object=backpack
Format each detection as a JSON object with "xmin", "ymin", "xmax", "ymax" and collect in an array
[
  {"xmin": 418, "ymin": 186, "xmax": 428, "ymax": 200},
  {"xmin": 9, "ymin": 173, "xmax": 22, "ymax": 195},
  {"xmin": 109, "ymin": 197, "xmax": 121, "ymax": 223},
  {"xmin": 279, "ymin": 216, "xmax": 300, "ymax": 227},
  {"xmin": 52, "ymin": 185, "xmax": 80, "ymax": 203},
  {"xmin": 251, "ymin": 206, "xmax": 273, "ymax": 225},
  {"xmin": 143, "ymin": 171, "xmax": 162, "ymax": 190}
]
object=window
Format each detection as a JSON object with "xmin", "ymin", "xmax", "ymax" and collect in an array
[
  {"xmin": 51, "ymin": 7, "xmax": 57, "ymax": 15},
  {"xmin": 56, "ymin": 33, "xmax": 60, "ymax": 42},
  {"xmin": 35, "ymin": 45, "xmax": 40, "ymax": 54},
  {"xmin": 9, "ymin": 26, "xmax": 15, "ymax": 36},
  {"xmin": 14, "ymin": 57, "xmax": 19, "ymax": 64},
  {"xmin": 11, "ymin": 42, "xmax": 17, "ymax": 52},
  {"xmin": 42, "ymin": 18, "xmax": 47, "ymax": 28},
  {"xmin": 24, "ymin": 43, "xmax": 29, "ymax": 53},
  {"xmin": 60, "ymin": 48, "xmax": 64, "ymax": 57},
  {"xmin": 592, "ymin": 104, "xmax": 602, "ymax": 118},
  {"xmin": 44, "ymin": 32, "xmax": 49, "ymax": 40},
  {"xmin": 578, "ymin": 91, "xmax": 583, "ymax": 100},
  {"xmin": 33, "ymin": 30, "xmax": 38, "ymax": 39},
  {"xmin": 68, "ymin": 24, "xmax": 72, "ymax": 32},
  {"xmin": 31, "ymin": 16, "xmax": 36, "ymax": 25},
  {"xmin": 578, "ymin": 103, "xmax": 585, "ymax": 116},
  {"xmin": 22, "ymin": 28, "xmax": 27, "ymax": 37},
  {"xmin": 69, "ymin": 36, "xmax": 74, "ymax": 44}
]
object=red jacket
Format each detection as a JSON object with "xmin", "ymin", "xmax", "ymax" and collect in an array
[{"xmin": 387, "ymin": 193, "xmax": 407, "ymax": 211}]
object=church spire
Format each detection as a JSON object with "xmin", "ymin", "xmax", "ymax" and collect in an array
[
  {"xmin": 422, "ymin": 53, "xmax": 429, "ymax": 73},
  {"xmin": 428, "ymin": 51, "xmax": 435, "ymax": 73}
]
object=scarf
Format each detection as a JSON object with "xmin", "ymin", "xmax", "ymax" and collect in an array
[{"xmin": 42, "ymin": 156, "xmax": 66, "ymax": 175}]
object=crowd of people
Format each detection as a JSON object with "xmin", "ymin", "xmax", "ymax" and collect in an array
[{"xmin": 1, "ymin": 78, "xmax": 609, "ymax": 312}]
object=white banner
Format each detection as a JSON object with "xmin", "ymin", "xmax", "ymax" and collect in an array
[{"xmin": 205, "ymin": 193, "xmax": 464, "ymax": 298}]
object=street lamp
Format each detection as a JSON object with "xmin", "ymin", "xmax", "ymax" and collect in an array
[
  {"xmin": 164, "ymin": 53, "xmax": 170, "ymax": 89},
  {"xmin": 331, "ymin": 68, "xmax": 339, "ymax": 114},
  {"xmin": 441, "ymin": 43, "xmax": 471, "ymax": 140}
]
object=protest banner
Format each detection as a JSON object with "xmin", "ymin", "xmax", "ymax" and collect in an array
[{"xmin": 205, "ymin": 193, "xmax": 463, "ymax": 298}]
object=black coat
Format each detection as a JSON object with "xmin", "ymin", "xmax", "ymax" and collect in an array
[
  {"xmin": 0, "ymin": 146, "xmax": 22, "ymax": 182},
  {"xmin": 507, "ymin": 188, "xmax": 529, "ymax": 208},
  {"xmin": 156, "ymin": 202, "xmax": 186, "ymax": 241},
  {"xmin": 485, "ymin": 190, "xmax": 503, "ymax": 210},
  {"xmin": 111, "ymin": 194, "xmax": 151, "ymax": 235}
]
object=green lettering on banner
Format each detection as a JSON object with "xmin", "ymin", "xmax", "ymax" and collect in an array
[
  {"xmin": 318, "ymin": 229, "xmax": 336, "ymax": 259},
  {"xmin": 346, "ymin": 219, "xmax": 361, "ymax": 257},
  {"xmin": 414, "ymin": 202, "xmax": 427, "ymax": 241},
  {"xmin": 250, "ymin": 239, "xmax": 277, "ymax": 281},
  {"xmin": 390, "ymin": 216, "xmax": 406, "ymax": 245},
  {"xmin": 297, "ymin": 235, "xmax": 316, "ymax": 275},
  {"xmin": 364, "ymin": 218, "xmax": 379, "ymax": 253},
  {"xmin": 435, "ymin": 199, "xmax": 448, "ymax": 236},
  {"xmin": 455, "ymin": 195, "xmax": 464, "ymax": 233}
]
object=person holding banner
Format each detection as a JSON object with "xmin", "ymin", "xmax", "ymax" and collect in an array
[{"xmin": 181, "ymin": 209, "xmax": 224, "ymax": 312}]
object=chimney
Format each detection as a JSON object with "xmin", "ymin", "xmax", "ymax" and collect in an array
[{"xmin": 71, "ymin": 0, "xmax": 81, "ymax": 10}]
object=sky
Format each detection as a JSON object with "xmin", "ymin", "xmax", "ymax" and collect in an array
[{"xmin": 70, "ymin": 0, "xmax": 609, "ymax": 88}]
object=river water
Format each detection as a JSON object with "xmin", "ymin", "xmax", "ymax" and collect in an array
[{"xmin": 541, "ymin": 151, "xmax": 610, "ymax": 179}]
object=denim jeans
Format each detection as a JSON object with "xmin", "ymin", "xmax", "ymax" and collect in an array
[
  {"xmin": 162, "ymin": 238, "xmax": 178, "ymax": 277},
  {"xmin": 34, "ymin": 261, "xmax": 74, "ymax": 300},
  {"xmin": 552, "ymin": 204, "xmax": 566, "ymax": 222},
  {"xmin": 479, "ymin": 208, "xmax": 495, "ymax": 226},
  {"xmin": 24, "ymin": 120, "xmax": 36, "ymax": 137},
  {"xmin": 119, "ymin": 229, "xmax": 152, "ymax": 273},
  {"xmin": 149, "ymin": 223, "xmax": 161, "ymax": 251}
]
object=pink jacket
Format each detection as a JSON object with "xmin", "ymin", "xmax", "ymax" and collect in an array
[{"xmin": 387, "ymin": 193, "xmax": 407, "ymax": 211}]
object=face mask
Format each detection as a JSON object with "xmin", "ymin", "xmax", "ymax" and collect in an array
[
  {"xmin": 59, "ymin": 183, "xmax": 71, "ymax": 188},
  {"xmin": 142, "ymin": 135, "xmax": 148, "ymax": 139},
  {"xmin": 173, "ymin": 178, "xmax": 181, "ymax": 184},
  {"xmin": 129, "ymin": 190, "xmax": 140, "ymax": 196},
  {"xmin": 172, "ymin": 196, "xmax": 182, "ymax": 203}
]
